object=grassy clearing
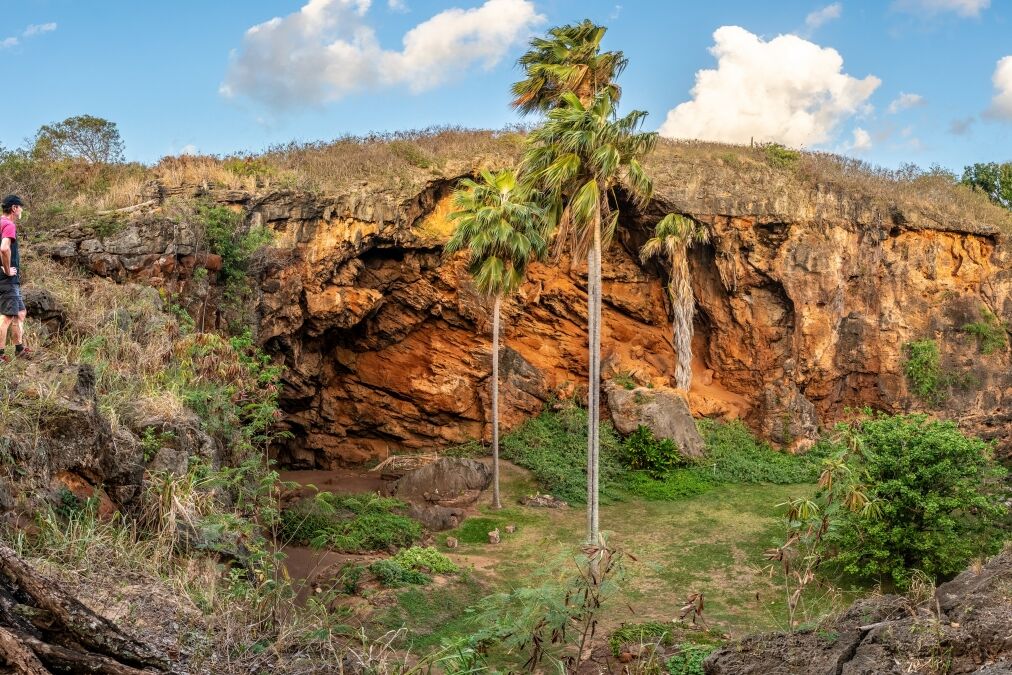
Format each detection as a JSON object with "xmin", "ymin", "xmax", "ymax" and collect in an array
[{"xmin": 366, "ymin": 464, "xmax": 861, "ymax": 668}]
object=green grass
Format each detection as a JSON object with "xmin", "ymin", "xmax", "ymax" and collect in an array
[{"xmin": 375, "ymin": 572, "xmax": 487, "ymax": 650}]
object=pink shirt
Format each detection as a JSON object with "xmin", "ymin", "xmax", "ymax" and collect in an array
[{"xmin": 0, "ymin": 216, "xmax": 14, "ymax": 241}]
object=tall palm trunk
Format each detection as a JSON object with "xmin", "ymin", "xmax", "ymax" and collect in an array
[
  {"xmin": 587, "ymin": 215, "xmax": 602, "ymax": 544},
  {"xmin": 491, "ymin": 294, "xmax": 502, "ymax": 509},
  {"xmin": 668, "ymin": 249, "xmax": 694, "ymax": 391}
]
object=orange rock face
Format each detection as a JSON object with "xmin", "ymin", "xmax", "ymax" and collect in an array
[{"xmin": 42, "ymin": 183, "xmax": 1012, "ymax": 466}]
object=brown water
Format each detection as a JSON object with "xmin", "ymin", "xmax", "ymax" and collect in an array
[{"xmin": 277, "ymin": 468, "xmax": 393, "ymax": 600}]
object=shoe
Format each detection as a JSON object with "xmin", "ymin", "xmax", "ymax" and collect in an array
[
  {"xmin": 14, "ymin": 346, "xmax": 32, "ymax": 359},
  {"xmin": 0, "ymin": 355, "xmax": 9, "ymax": 364}
]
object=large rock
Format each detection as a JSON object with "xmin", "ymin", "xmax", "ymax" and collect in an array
[
  {"xmin": 387, "ymin": 458, "xmax": 492, "ymax": 530},
  {"xmin": 604, "ymin": 381, "xmax": 705, "ymax": 459},
  {"xmin": 4, "ymin": 362, "xmax": 145, "ymax": 509},
  {"xmin": 705, "ymin": 549, "xmax": 1012, "ymax": 674}
]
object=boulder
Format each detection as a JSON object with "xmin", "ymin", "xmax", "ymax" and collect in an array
[
  {"xmin": 604, "ymin": 381, "xmax": 705, "ymax": 459},
  {"xmin": 387, "ymin": 458, "xmax": 492, "ymax": 530},
  {"xmin": 704, "ymin": 549, "xmax": 1012, "ymax": 674}
]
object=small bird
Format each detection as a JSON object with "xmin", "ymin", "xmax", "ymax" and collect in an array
[
  {"xmin": 505, "ymin": 524, "xmax": 516, "ymax": 534},
  {"xmin": 488, "ymin": 528, "xmax": 501, "ymax": 544},
  {"xmin": 446, "ymin": 536, "xmax": 458, "ymax": 549}
]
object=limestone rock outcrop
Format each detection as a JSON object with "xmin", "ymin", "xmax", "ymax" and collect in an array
[
  {"xmin": 705, "ymin": 548, "xmax": 1012, "ymax": 674},
  {"xmin": 604, "ymin": 382, "xmax": 705, "ymax": 458},
  {"xmin": 37, "ymin": 163, "xmax": 1012, "ymax": 466}
]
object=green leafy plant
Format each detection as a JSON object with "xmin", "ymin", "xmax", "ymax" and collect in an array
[
  {"xmin": 962, "ymin": 307, "xmax": 1008, "ymax": 355},
  {"xmin": 391, "ymin": 546, "xmax": 458, "ymax": 574},
  {"xmin": 821, "ymin": 414, "xmax": 1007, "ymax": 589},
  {"xmin": 619, "ymin": 426, "xmax": 685, "ymax": 478},
  {"xmin": 763, "ymin": 143, "xmax": 801, "ymax": 169},
  {"xmin": 139, "ymin": 426, "xmax": 175, "ymax": 463},
  {"xmin": 612, "ymin": 372, "xmax": 637, "ymax": 390},
  {"xmin": 903, "ymin": 339, "xmax": 945, "ymax": 404},
  {"xmin": 666, "ymin": 643, "xmax": 719, "ymax": 675},
  {"xmin": 368, "ymin": 559, "xmax": 432, "ymax": 587},
  {"xmin": 609, "ymin": 621, "xmax": 672, "ymax": 656},
  {"xmin": 278, "ymin": 493, "xmax": 422, "ymax": 553}
]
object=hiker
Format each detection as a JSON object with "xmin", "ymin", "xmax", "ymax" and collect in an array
[{"xmin": 0, "ymin": 195, "xmax": 30, "ymax": 363}]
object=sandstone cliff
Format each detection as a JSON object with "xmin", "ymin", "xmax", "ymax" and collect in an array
[{"xmin": 38, "ymin": 143, "xmax": 1012, "ymax": 467}]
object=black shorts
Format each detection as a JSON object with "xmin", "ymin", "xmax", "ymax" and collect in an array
[{"xmin": 0, "ymin": 282, "xmax": 25, "ymax": 317}]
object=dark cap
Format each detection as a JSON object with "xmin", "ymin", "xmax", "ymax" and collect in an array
[{"xmin": 1, "ymin": 195, "xmax": 24, "ymax": 210}]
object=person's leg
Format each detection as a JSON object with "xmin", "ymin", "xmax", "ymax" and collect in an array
[
  {"xmin": 0, "ymin": 315, "xmax": 11, "ymax": 351},
  {"xmin": 11, "ymin": 309, "xmax": 24, "ymax": 353}
]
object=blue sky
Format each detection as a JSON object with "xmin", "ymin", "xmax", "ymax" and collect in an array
[{"xmin": 1, "ymin": 0, "xmax": 1010, "ymax": 173}]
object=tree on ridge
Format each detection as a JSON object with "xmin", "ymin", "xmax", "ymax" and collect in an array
[
  {"xmin": 640, "ymin": 214, "xmax": 710, "ymax": 391},
  {"xmin": 445, "ymin": 169, "xmax": 546, "ymax": 509}
]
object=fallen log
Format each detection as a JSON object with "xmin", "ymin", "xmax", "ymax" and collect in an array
[{"xmin": 0, "ymin": 542, "xmax": 171, "ymax": 674}]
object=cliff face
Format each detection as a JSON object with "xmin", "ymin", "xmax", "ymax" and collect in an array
[{"xmin": 41, "ymin": 170, "xmax": 1012, "ymax": 467}]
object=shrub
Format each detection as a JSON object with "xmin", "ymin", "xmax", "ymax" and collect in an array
[
  {"xmin": 962, "ymin": 307, "xmax": 1008, "ymax": 355},
  {"xmin": 500, "ymin": 405, "xmax": 625, "ymax": 504},
  {"xmin": 763, "ymin": 143, "xmax": 801, "ymax": 169},
  {"xmin": 278, "ymin": 493, "xmax": 422, "ymax": 553},
  {"xmin": 619, "ymin": 426, "xmax": 687, "ymax": 478},
  {"xmin": 368, "ymin": 559, "xmax": 431, "ymax": 587},
  {"xmin": 822, "ymin": 414, "xmax": 1008, "ymax": 589},
  {"xmin": 697, "ymin": 419, "xmax": 824, "ymax": 484},
  {"xmin": 666, "ymin": 643, "xmax": 719, "ymax": 675},
  {"xmin": 391, "ymin": 546, "xmax": 458, "ymax": 574},
  {"xmin": 904, "ymin": 339, "xmax": 945, "ymax": 404}
]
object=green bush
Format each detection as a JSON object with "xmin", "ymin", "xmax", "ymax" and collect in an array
[
  {"xmin": 621, "ymin": 469, "xmax": 714, "ymax": 501},
  {"xmin": 666, "ymin": 643, "xmax": 719, "ymax": 675},
  {"xmin": 963, "ymin": 307, "xmax": 1008, "ymax": 355},
  {"xmin": 391, "ymin": 546, "xmax": 458, "ymax": 574},
  {"xmin": 500, "ymin": 405, "xmax": 625, "ymax": 504},
  {"xmin": 696, "ymin": 419, "xmax": 824, "ymax": 484},
  {"xmin": 619, "ymin": 426, "xmax": 686, "ymax": 478},
  {"xmin": 763, "ymin": 143, "xmax": 801, "ymax": 169},
  {"xmin": 278, "ymin": 493, "xmax": 421, "ymax": 553},
  {"xmin": 823, "ymin": 414, "xmax": 1008, "ymax": 589},
  {"xmin": 904, "ymin": 339, "xmax": 945, "ymax": 404},
  {"xmin": 368, "ymin": 559, "xmax": 431, "ymax": 587}
]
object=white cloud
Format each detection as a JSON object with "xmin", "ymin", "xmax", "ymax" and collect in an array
[
  {"xmin": 659, "ymin": 26, "xmax": 880, "ymax": 147},
  {"xmin": 610, "ymin": 4, "xmax": 623, "ymax": 20},
  {"xmin": 985, "ymin": 55, "xmax": 1012, "ymax": 120},
  {"xmin": 849, "ymin": 127, "xmax": 872, "ymax": 151},
  {"xmin": 892, "ymin": 0, "xmax": 989, "ymax": 17},
  {"xmin": 0, "ymin": 37, "xmax": 17, "ymax": 49},
  {"xmin": 221, "ymin": 0, "xmax": 543, "ymax": 109},
  {"xmin": 887, "ymin": 92, "xmax": 925, "ymax": 113},
  {"xmin": 388, "ymin": 0, "xmax": 408, "ymax": 12},
  {"xmin": 180, "ymin": 144, "xmax": 199, "ymax": 156},
  {"xmin": 805, "ymin": 3, "xmax": 842, "ymax": 32},
  {"xmin": 23, "ymin": 23, "xmax": 57, "ymax": 37}
]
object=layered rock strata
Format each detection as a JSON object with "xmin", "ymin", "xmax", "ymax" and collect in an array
[{"xmin": 40, "ymin": 175, "xmax": 1012, "ymax": 466}]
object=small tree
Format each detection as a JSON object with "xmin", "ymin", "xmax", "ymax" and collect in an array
[
  {"xmin": 445, "ymin": 169, "xmax": 546, "ymax": 509},
  {"xmin": 821, "ymin": 414, "xmax": 1007, "ymax": 589},
  {"xmin": 961, "ymin": 161, "xmax": 1011, "ymax": 210},
  {"xmin": 32, "ymin": 115, "xmax": 126, "ymax": 164},
  {"xmin": 640, "ymin": 214, "xmax": 709, "ymax": 390}
]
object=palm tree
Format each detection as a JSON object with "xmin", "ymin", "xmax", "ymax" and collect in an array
[
  {"xmin": 640, "ymin": 214, "xmax": 710, "ymax": 391},
  {"xmin": 521, "ymin": 91, "xmax": 657, "ymax": 543},
  {"xmin": 445, "ymin": 169, "xmax": 546, "ymax": 509},
  {"xmin": 511, "ymin": 20, "xmax": 627, "ymax": 113}
]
